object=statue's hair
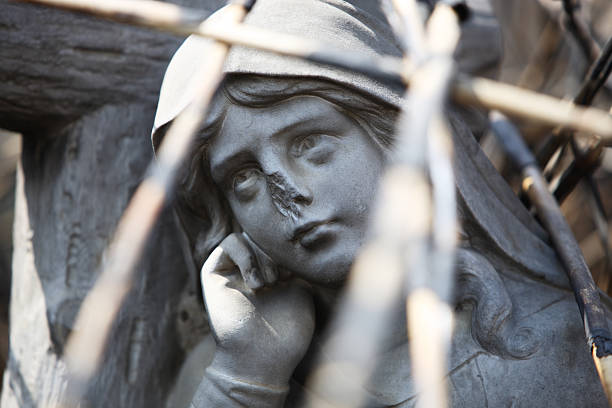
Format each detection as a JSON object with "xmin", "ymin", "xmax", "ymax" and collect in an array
[{"xmin": 170, "ymin": 74, "xmax": 399, "ymax": 266}]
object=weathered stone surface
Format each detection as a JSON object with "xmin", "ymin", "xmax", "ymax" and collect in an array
[
  {"xmin": 0, "ymin": 0, "xmax": 219, "ymax": 133},
  {"xmin": 0, "ymin": 103, "xmax": 195, "ymax": 407}
]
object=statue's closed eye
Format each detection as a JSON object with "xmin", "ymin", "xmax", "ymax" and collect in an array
[
  {"xmin": 232, "ymin": 167, "xmax": 262, "ymax": 200},
  {"xmin": 291, "ymin": 134, "xmax": 338, "ymax": 164}
]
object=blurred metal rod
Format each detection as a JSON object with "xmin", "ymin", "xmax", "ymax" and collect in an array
[
  {"xmin": 550, "ymin": 137, "xmax": 603, "ymax": 203},
  {"xmin": 575, "ymin": 35, "xmax": 612, "ymax": 106},
  {"xmin": 58, "ymin": 3, "xmax": 251, "ymax": 406},
  {"xmin": 14, "ymin": 0, "xmax": 612, "ymax": 140},
  {"xmin": 490, "ymin": 110, "xmax": 612, "ymax": 406},
  {"xmin": 561, "ymin": 0, "xmax": 600, "ymax": 64},
  {"xmin": 536, "ymin": 34, "xmax": 612, "ymax": 167}
]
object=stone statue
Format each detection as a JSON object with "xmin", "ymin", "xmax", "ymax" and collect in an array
[{"xmin": 152, "ymin": 0, "xmax": 611, "ymax": 406}]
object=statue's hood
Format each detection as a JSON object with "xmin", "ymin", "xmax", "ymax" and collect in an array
[{"xmin": 152, "ymin": 0, "xmax": 405, "ymax": 141}]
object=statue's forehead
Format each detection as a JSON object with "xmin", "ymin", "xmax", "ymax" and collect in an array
[{"xmin": 213, "ymin": 96, "xmax": 346, "ymax": 148}]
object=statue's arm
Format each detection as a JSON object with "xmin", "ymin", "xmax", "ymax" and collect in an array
[{"xmin": 193, "ymin": 233, "xmax": 315, "ymax": 407}]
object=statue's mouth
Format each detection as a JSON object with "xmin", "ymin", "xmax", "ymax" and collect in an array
[{"xmin": 291, "ymin": 219, "xmax": 337, "ymax": 249}]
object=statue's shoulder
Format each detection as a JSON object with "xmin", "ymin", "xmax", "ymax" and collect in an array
[
  {"xmin": 449, "ymin": 291, "xmax": 607, "ymax": 408},
  {"xmin": 379, "ymin": 290, "xmax": 609, "ymax": 408},
  {"xmin": 364, "ymin": 247, "xmax": 611, "ymax": 408}
]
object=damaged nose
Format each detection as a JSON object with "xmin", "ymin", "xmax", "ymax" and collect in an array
[{"xmin": 266, "ymin": 172, "xmax": 312, "ymax": 220}]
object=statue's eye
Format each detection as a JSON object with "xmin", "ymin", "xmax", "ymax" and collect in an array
[
  {"xmin": 232, "ymin": 167, "xmax": 262, "ymax": 200},
  {"xmin": 292, "ymin": 134, "xmax": 337, "ymax": 164}
]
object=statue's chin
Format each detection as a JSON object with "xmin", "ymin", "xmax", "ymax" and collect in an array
[
  {"xmin": 263, "ymin": 221, "xmax": 366, "ymax": 287},
  {"xmin": 289, "ymin": 232, "xmax": 367, "ymax": 287},
  {"xmin": 301, "ymin": 271, "xmax": 348, "ymax": 288},
  {"xmin": 289, "ymin": 254, "xmax": 354, "ymax": 287}
]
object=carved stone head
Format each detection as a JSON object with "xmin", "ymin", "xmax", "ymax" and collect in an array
[{"xmin": 152, "ymin": 0, "xmax": 406, "ymax": 283}]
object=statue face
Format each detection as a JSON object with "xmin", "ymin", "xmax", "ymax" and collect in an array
[{"xmin": 207, "ymin": 95, "xmax": 386, "ymax": 284}]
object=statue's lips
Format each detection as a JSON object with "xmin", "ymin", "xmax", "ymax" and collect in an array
[{"xmin": 291, "ymin": 219, "xmax": 337, "ymax": 249}]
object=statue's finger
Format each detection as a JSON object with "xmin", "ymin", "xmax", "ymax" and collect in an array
[
  {"xmin": 220, "ymin": 233, "xmax": 264, "ymax": 290},
  {"xmin": 200, "ymin": 246, "xmax": 257, "ymax": 342},
  {"xmin": 241, "ymin": 232, "xmax": 279, "ymax": 286},
  {"xmin": 201, "ymin": 246, "xmax": 233, "ymax": 277},
  {"xmin": 200, "ymin": 247, "xmax": 237, "ymax": 312}
]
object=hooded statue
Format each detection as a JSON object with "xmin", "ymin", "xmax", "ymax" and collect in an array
[{"xmin": 152, "ymin": 1, "xmax": 611, "ymax": 406}]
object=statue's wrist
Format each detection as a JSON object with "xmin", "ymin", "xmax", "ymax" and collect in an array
[
  {"xmin": 210, "ymin": 349, "xmax": 294, "ymax": 388},
  {"xmin": 205, "ymin": 366, "xmax": 289, "ymax": 406}
]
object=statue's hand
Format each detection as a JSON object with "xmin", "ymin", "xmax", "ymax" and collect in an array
[{"xmin": 201, "ymin": 233, "xmax": 316, "ymax": 387}]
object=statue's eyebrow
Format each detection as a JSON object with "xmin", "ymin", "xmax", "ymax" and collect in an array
[
  {"xmin": 209, "ymin": 118, "xmax": 318, "ymax": 181},
  {"xmin": 268, "ymin": 115, "xmax": 325, "ymax": 141},
  {"xmin": 209, "ymin": 150, "xmax": 252, "ymax": 183}
]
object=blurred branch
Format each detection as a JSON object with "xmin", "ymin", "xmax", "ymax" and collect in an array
[
  {"xmin": 305, "ymin": 3, "xmax": 460, "ymax": 407},
  {"xmin": 58, "ymin": 3, "xmax": 251, "ymax": 406},
  {"xmin": 451, "ymin": 75, "xmax": 612, "ymax": 141},
  {"xmin": 403, "ymin": 4, "xmax": 460, "ymax": 408},
  {"xmin": 547, "ymin": 136, "xmax": 612, "ymax": 282},
  {"xmin": 517, "ymin": 20, "xmax": 563, "ymax": 90},
  {"xmin": 13, "ymin": 0, "xmax": 612, "ymax": 141},
  {"xmin": 16, "ymin": 0, "xmax": 211, "ymax": 30},
  {"xmin": 390, "ymin": 0, "xmax": 427, "ymax": 62},
  {"xmin": 541, "ymin": 35, "xmax": 612, "ymax": 281}
]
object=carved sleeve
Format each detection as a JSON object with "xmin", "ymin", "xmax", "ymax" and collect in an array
[{"xmin": 190, "ymin": 367, "xmax": 290, "ymax": 408}]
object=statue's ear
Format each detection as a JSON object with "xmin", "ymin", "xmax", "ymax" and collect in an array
[{"xmin": 449, "ymin": 110, "xmax": 569, "ymax": 288}]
